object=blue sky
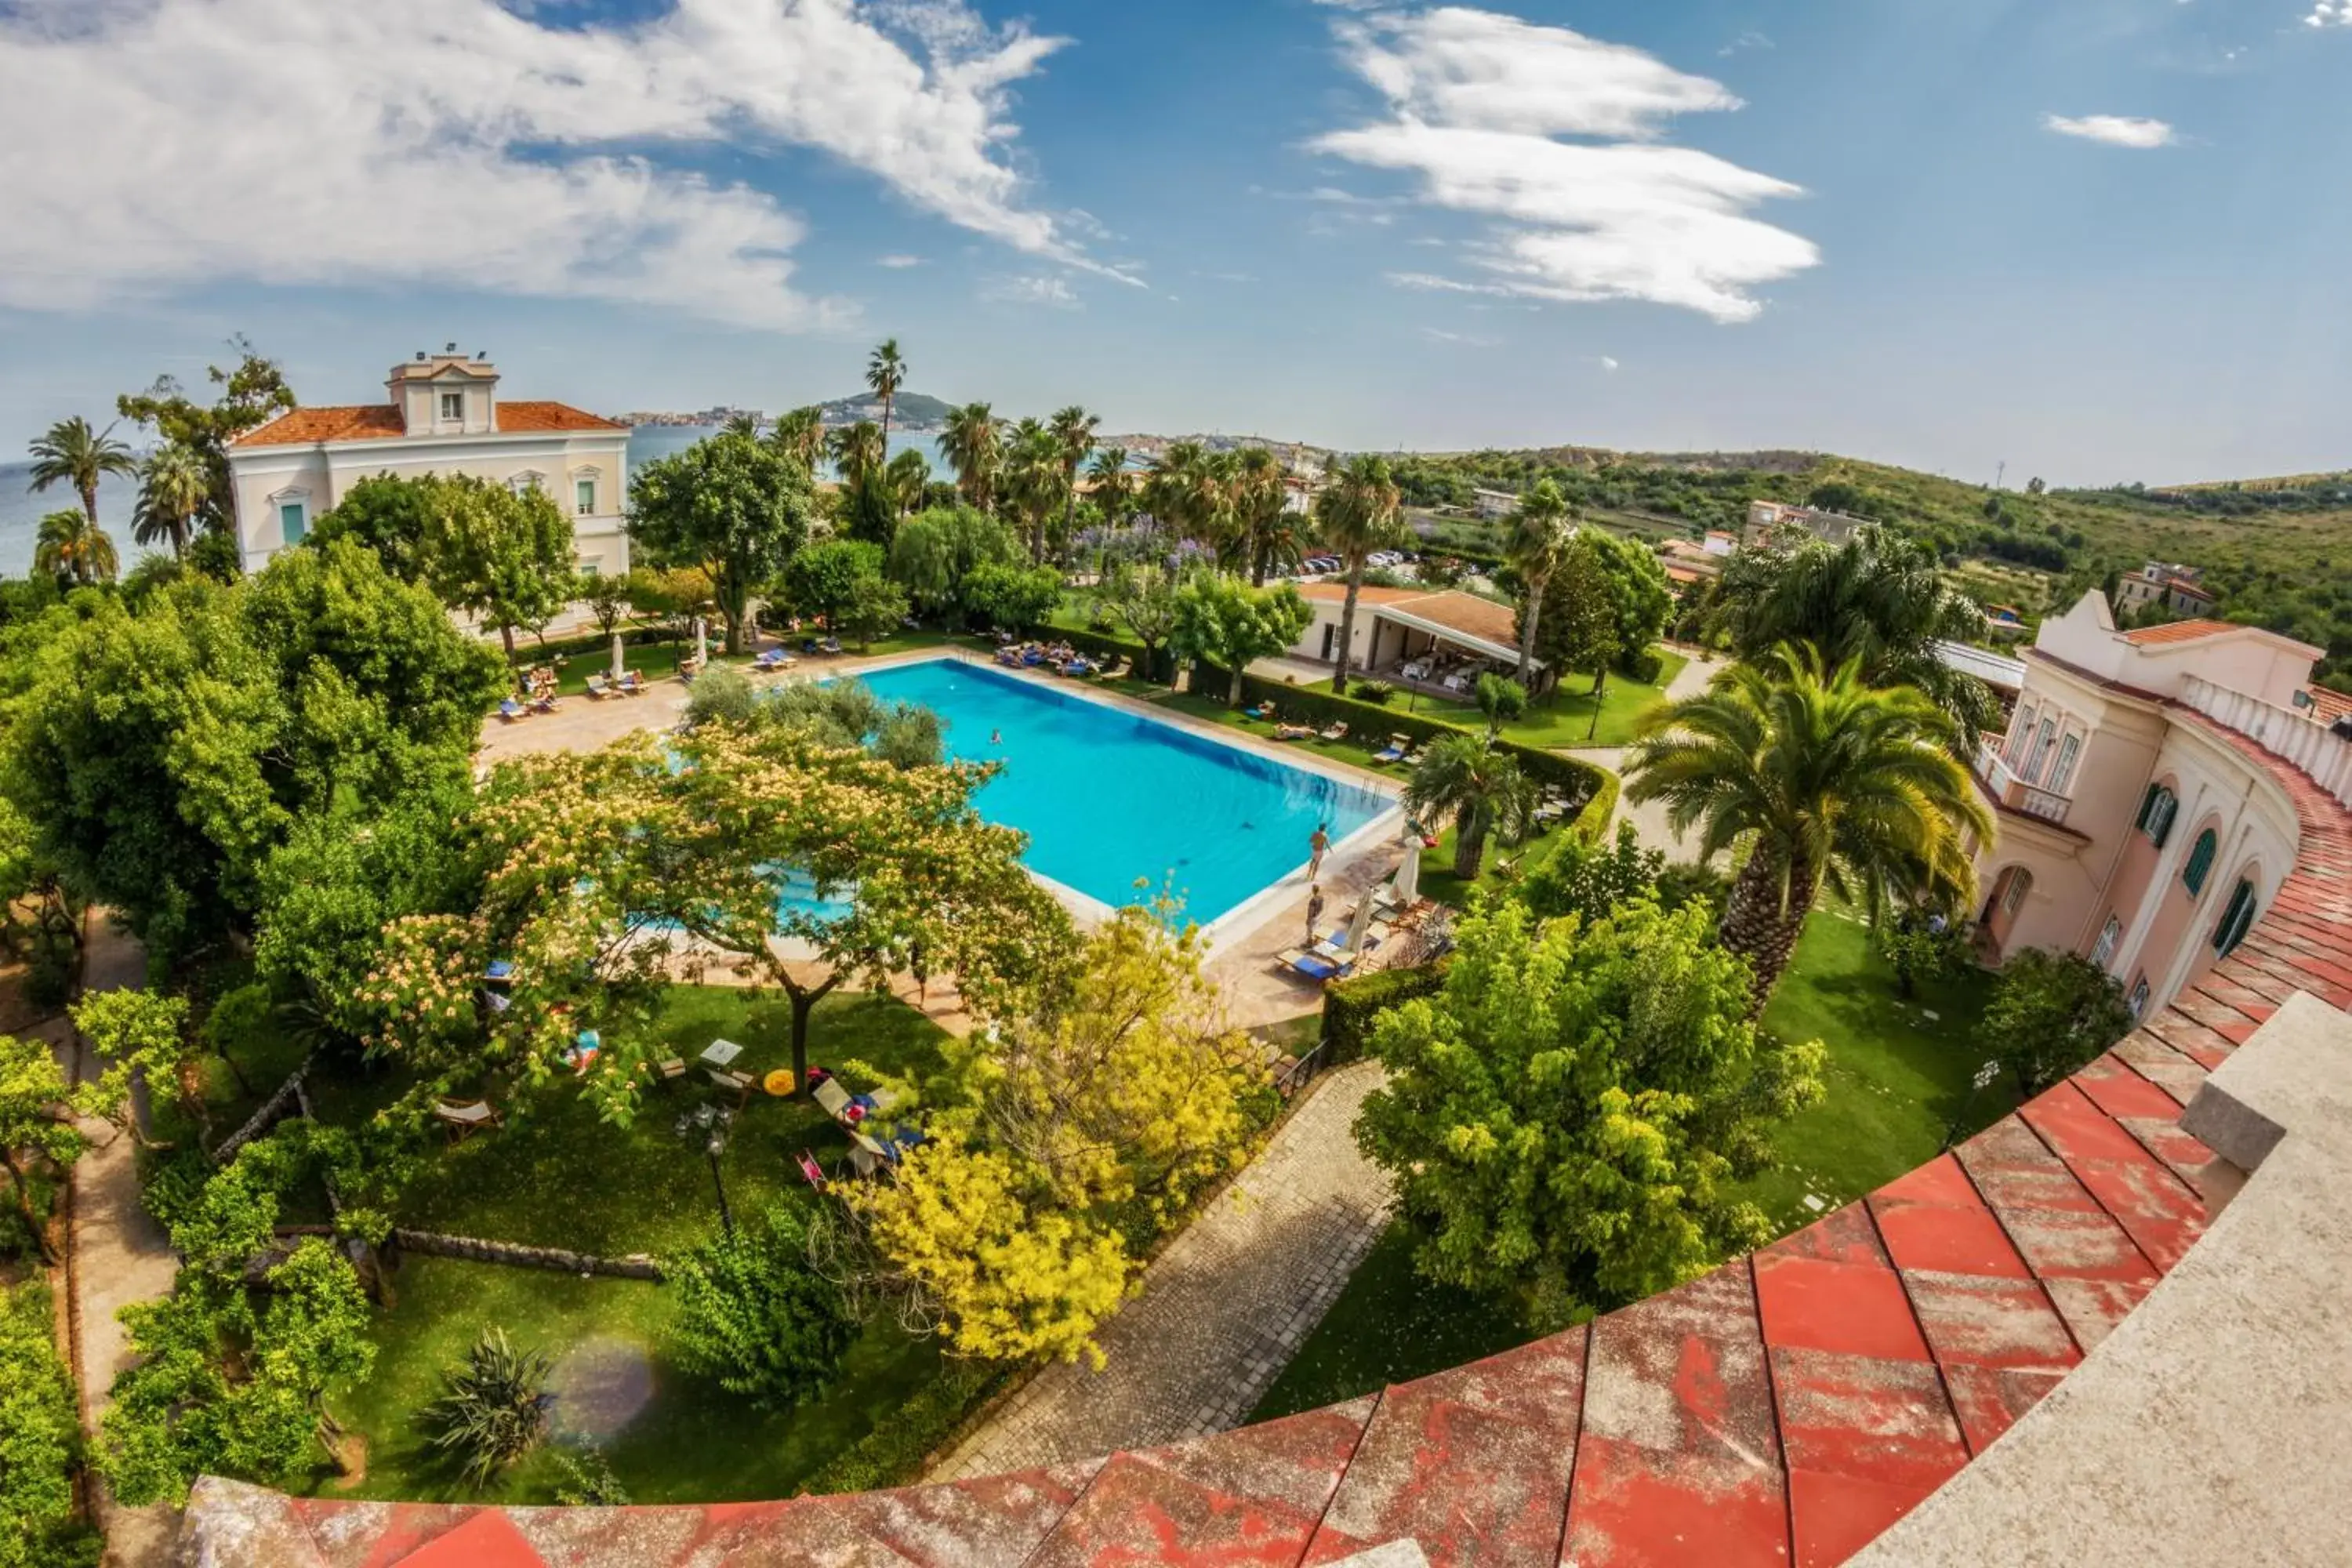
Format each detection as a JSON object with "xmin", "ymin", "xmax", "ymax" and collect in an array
[{"xmin": 0, "ymin": 0, "xmax": 2346, "ymax": 484}]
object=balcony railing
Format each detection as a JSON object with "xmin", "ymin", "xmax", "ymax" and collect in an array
[
  {"xmin": 1975, "ymin": 738, "xmax": 2074, "ymax": 826},
  {"xmin": 2177, "ymin": 676, "xmax": 2352, "ymax": 810}
]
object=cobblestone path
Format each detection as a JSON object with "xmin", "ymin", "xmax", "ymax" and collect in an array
[{"xmin": 928, "ymin": 1060, "xmax": 1396, "ymax": 1479}]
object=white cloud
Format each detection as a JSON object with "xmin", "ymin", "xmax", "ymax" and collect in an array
[
  {"xmin": 0, "ymin": 0, "xmax": 1120, "ymax": 329},
  {"xmin": 1596, "ymin": 355, "xmax": 1621, "ymax": 372},
  {"xmin": 2042, "ymin": 114, "xmax": 2179, "ymax": 148},
  {"xmin": 1418, "ymin": 325, "xmax": 1500, "ymax": 347},
  {"xmin": 2307, "ymin": 0, "xmax": 2352, "ymax": 25},
  {"xmin": 1311, "ymin": 7, "xmax": 1819, "ymax": 323},
  {"xmin": 981, "ymin": 274, "xmax": 1080, "ymax": 308},
  {"xmin": 877, "ymin": 254, "xmax": 928, "ymax": 269},
  {"xmin": 1719, "ymin": 31, "xmax": 1774, "ymax": 57}
]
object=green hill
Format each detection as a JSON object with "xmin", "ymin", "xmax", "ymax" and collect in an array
[
  {"xmin": 818, "ymin": 390, "xmax": 954, "ymax": 426},
  {"xmin": 1390, "ymin": 448, "xmax": 2352, "ymax": 688}
]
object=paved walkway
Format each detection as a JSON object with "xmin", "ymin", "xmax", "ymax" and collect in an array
[
  {"xmin": 927, "ymin": 1060, "xmax": 1396, "ymax": 1479},
  {"xmin": 36, "ymin": 916, "xmax": 179, "ymax": 1566},
  {"xmin": 1560, "ymin": 644, "xmax": 1722, "ymax": 862}
]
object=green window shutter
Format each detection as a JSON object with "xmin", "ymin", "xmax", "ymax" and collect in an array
[
  {"xmin": 2183, "ymin": 830, "xmax": 2218, "ymax": 896},
  {"xmin": 2212, "ymin": 880, "xmax": 2256, "ymax": 956},
  {"xmin": 2149, "ymin": 789, "xmax": 2177, "ymax": 848},
  {"xmin": 2135, "ymin": 786, "xmax": 2157, "ymax": 831}
]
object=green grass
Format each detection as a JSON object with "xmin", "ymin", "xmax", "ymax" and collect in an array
[
  {"xmin": 1735, "ymin": 909, "xmax": 2008, "ymax": 1234},
  {"xmin": 1249, "ymin": 906, "xmax": 2006, "ymax": 1408},
  {"xmin": 1410, "ymin": 649, "xmax": 1686, "ymax": 750},
  {"xmin": 1247, "ymin": 1223, "xmax": 1526, "ymax": 1421}
]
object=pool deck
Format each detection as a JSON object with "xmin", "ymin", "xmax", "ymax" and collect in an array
[{"xmin": 476, "ymin": 645, "xmax": 1413, "ymax": 1032}]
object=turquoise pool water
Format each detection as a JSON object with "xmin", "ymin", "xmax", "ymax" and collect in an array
[{"xmin": 847, "ymin": 659, "xmax": 1392, "ymax": 924}]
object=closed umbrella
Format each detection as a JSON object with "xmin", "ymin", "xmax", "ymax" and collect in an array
[
  {"xmin": 610, "ymin": 631, "xmax": 626, "ymax": 682},
  {"xmin": 695, "ymin": 617, "xmax": 709, "ymax": 666},
  {"xmin": 1393, "ymin": 848, "xmax": 1421, "ymax": 908},
  {"xmin": 1342, "ymin": 891, "xmax": 1378, "ymax": 956}
]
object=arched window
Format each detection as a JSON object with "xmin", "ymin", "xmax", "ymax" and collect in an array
[
  {"xmin": 2212, "ymin": 879, "xmax": 2258, "ymax": 957},
  {"xmin": 2091, "ymin": 916, "xmax": 2122, "ymax": 971},
  {"xmin": 2136, "ymin": 784, "xmax": 2178, "ymax": 847},
  {"xmin": 2182, "ymin": 829, "xmax": 2219, "ymax": 896},
  {"xmin": 2128, "ymin": 976, "xmax": 2151, "ymax": 1019}
]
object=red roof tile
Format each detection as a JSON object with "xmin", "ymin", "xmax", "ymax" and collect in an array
[
  {"xmin": 232, "ymin": 400, "xmax": 622, "ymax": 448},
  {"xmin": 2118, "ymin": 618, "xmax": 2241, "ymax": 646}
]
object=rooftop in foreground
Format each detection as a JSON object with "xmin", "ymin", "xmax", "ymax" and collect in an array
[{"xmin": 180, "ymin": 701, "xmax": 2352, "ymax": 1566}]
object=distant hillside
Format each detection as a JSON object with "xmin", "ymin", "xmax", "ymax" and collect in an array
[
  {"xmin": 1389, "ymin": 445, "xmax": 2352, "ymax": 688},
  {"xmin": 818, "ymin": 390, "xmax": 954, "ymax": 426}
]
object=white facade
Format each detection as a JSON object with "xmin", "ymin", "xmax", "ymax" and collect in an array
[{"xmin": 226, "ymin": 352, "xmax": 631, "ymax": 578}]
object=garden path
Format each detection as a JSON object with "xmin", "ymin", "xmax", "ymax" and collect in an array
[
  {"xmin": 38, "ymin": 915, "xmax": 179, "ymax": 1566},
  {"xmin": 1561, "ymin": 644, "xmax": 1722, "ymax": 861},
  {"xmin": 926, "ymin": 1059, "xmax": 1396, "ymax": 1481}
]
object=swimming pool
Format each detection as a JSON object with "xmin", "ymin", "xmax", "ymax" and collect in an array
[{"xmin": 848, "ymin": 658, "xmax": 1393, "ymax": 925}]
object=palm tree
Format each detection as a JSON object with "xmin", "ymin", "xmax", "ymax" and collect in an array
[
  {"xmin": 34, "ymin": 509, "xmax": 119, "ymax": 585},
  {"xmin": 769, "ymin": 406, "xmax": 826, "ymax": 474},
  {"xmin": 1712, "ymin": 525, "xmax": 2002, "ymax": 747},
  {"xmin": 829, "ymin": 420, "xmax": 887, "ymax": 492},
  {"xmin": 27, "ymin": 415, "xmax": 137, "ymax": 527},
  {"xmin": 866, "ymin": 339, "xmax": 907, "ymax": 451},
  {"xmin": 1405, "ymin": 735, "xmax": 1538, "ymax": 880},
  {"xmin": 1231, "ymin": 447, "xmax": 1301, "ymax": 585},
  {"xmin": 942, "ymin": 402, "xmax": 1002, "ymax": 515},
  {"xmin": 1089, "ymin": 447, "xmax": 1133, "ymax": 524},
  {"xmin": 1624, "ymin": 648, "xmax": 1993, "ymax": 1009},
  {"xmin": 133, "ymin": 442, "xmax": 209, "ymax": 558},
  {"xmin": 885, "ymin": 447, "xmax": 932, "ymax": 516},
  {"xmin": 1313, "ymin": 453, "xmax": 1405, "ymax": 694},
  {"xmin": 1003, "ymin": 418, "xmax": 1062, "ymax": 561},
  {"xmin": 1505, "ymin": 479, "xmax": 1575, "ymax": 681},
  {"xmin": 1049, "ymin": 405, "xmax": 1098, "ymax": 544},
  {"xmin": 1142, "ymin": 442, "xmax": 1208, "ymax": 537}
]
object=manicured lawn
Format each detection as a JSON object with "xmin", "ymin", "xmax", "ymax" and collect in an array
[
  {"xmin": 289, "ymin": 984, "xmax": 956, "ymax": 1504},
  {"xmin": 1736, "ymin": 909, "xmax": 2009, "ymax": 1235},
  {"xmin": 1248, "ymin": 906, "xmax": 2006, "ymax": 1408},
  {"xmin": 1410, "ymin": 648, "xmax": 1686, "ymax": 750},
  {"xmin": 1247, "ymin": 1223, "xmax": 1525, "ymax": 1422}
]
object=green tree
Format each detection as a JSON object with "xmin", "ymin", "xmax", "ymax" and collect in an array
[
  {"xmin": 1404, "ymin": 735, "xmax": 1537, "ymax": 880},
  {"xmin": 1625, "ymin": 649, "xmax": 1992, "ymax": 1008},
  {"xmin": 840, "ymin": 572, "xmax": 910, "ymax": 652},
  {"xmin": 0, "ymin": 1284, "xmax": 95, "ymax": 1568},
  {"xmin": 1229, "ymin": 447, "xmax": 1305, "ymax": 586},
  {"xmin": 100, "ymin": 1239, "xmax": 376, "ymax": 1504},
  {"xmin": 942, "ymin": 402, "xmax": 1002, "ymax": 515},
  {"xmin": 960, "ymin": 561, "xmax": 1062, "ymax": 634},
  {"xmin": 1522, "ymin": 820, "xmax": 1667, "ymax": 927},
  {"xmin": 133, "ymin": 442, "xmax": 211, "ymax": 560},
  {"xmin": 1355, "ymin": 898, "xmax": 1825, "ymax": 1327},
  {"xmin": 31, "ymin": 510, "xmax": 117, "ymax": 586},
  {"xmin": 768, "ymin": 405, "xmax": 828, "ymax": 475},
  {"xmin": 1167, "ymin": 574, "xmax": 1313, "ymax": 704},
  {"xmin": 115, "ymin": 338, "xmax": 297, "ymax": 538},
  {"xmin": 1533, "ymin": 530, "xmax": 1671, "ymax": 706},
  {"xmin": 884, "ymin": 447, "xmax": 932, "ymax": 519},
  {"xmin": 1050, "ymin": 405, "xmax": 1098, "ymax": 547},
  {"xmin": 417, "ymin": 474, "xmax": 575, "ymax": 662},
  {"xmin": 1001, "ymin": 418, "xmax": 1066, "ymax": 563},
  {"xmin": 1088, "ymin": 447, "xmax": 1133, "ymax": 525},
  {"xmin": 628, "ymin": 427, "xmax": 813, "ymax": 654},
  {"xmin": 1473, "ymin": 672, "xmax": 1526, "ymax": 741},
  {"xmin": 1978, "ymin": 949, "xmax": 2134, "ymax": 1093},
  {"xmin": 1712, "ymin": 525, "xmax": 2001, "ymax": 746},
  {"xmin": 887, "ymin": 506, "xmax": 1020, "ymax": 618},
  {"xmin": 70, "ymin": 989, "xmax": 193, "ymax": 1149},
  {"xmin": 666, "ymin": 1205, "xmax": 855, "ymax": 1408},
  {"xmin": 578, "ymin": 570, "xmax": 631, "ymax": 639},
  {"xmin": 1505, "ymin": 479, "xmax": 1575, "ymax": 679},
  {"xmin": 420, "ymin": 1329, "xmax": 553, "ymax": 1489},
  {"xmin": 829, "ymin": 420, "xmax": 887, "ymax": 492},
  {"xmin": 785, "ymin": 539, "xmax": 887, "ymax": 626},
  {"xmin": 866, "ymin": 338, "xmax": 907, "ymax": 448},
  {"xmin": 0, "ymin": 1035, "xmax": 85, "ymax": 1263},
  {"xmin": 26, "ymin": 416, "xmax": 136, "ymax": 529},
  {"xmin": 1314, "ymin": 455, "xmax": 1406, "ymax": 693},
  {"xmin": 310, "ymin": 473, "xmax": 437, "ymax": 581},
  {"xmin": 1098, "ymin": 561, "xmax": 1182, "ymax": 683}
]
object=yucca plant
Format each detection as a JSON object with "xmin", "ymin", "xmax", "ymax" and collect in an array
[{"xmin": 421, "ymin": 1328, "xmax": 554, "ymax": 1488}]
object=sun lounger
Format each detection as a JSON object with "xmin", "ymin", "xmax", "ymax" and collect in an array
[
  {"xmin": 529, "ymin": 691, "xmax": 560, "ymax": 713},
  {"xmin": 819, "ymin": 637, "xmax": 844, "ymax": 655},
  {"xmin": 1372, "ymin": 734, "xmax": 1411, "ymax": 764},
  {"xmin": 433, "ymin": 1098, "xmax": 501, "ymax": 1142},
  {"xmin": 615, "ymin": 670, "xmax": 648, "ymax": 695},
  {"xmin": 752, "ymin": 648, "xmax": 795, "ymax": 671},
  {"xmin": 1278, "ymin": 946, "xmax": 1356, "ymax": 983},
  {"xmin": 1274, "ymin": 723, "xmax": 1314, "ymax": 742},
  {"xmin": 497, "ymin": 699, "xmax": 528, "ymax": 723},
  {"xmin": 1318, "ymin": 720, "xmax": 1348, "ymax": 742},
  {"xmin": 706, "ymin": 1065, "xmax": 757, "ymax": 1104},
  {"xmin": 585, "ymin": 674, "xmax": 615, "ymax": 699},
  {"xmin": 796, "ymin": 1149, "xmax": 829, "ymax": 1192}
]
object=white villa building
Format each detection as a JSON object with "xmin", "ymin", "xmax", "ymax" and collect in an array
[
  {"xmin": 1969, "ymin": 590, "xmax": 2352, "ymax": 1022},
  {"xmin": 225, "ymin": 349, "xmax": 631, "ymax": 576}
]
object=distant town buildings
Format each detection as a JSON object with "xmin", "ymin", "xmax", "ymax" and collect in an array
[
  {"xmin": 226, "ymin": 349, "xmax": 630, "ymax": 575},
  {"xmin": 1744, "ymin": 499, "xmax": 1868, "ymax": 546},
  {"xmin": 1472, "ymin": 488, "xmax": 1519, "ymax": 521},
  {"xmin": 2114, "ymin": 561, "xmax": 2220, "ymax": 619}
]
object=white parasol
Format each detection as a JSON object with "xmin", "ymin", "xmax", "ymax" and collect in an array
[
  {"xmin": 695, "ymin": 616, "xmax": 709, "ymax": 666},
  {"xmin": 611, "ymin": 631, "xmax": 626, "ymax": 681},
  {"xmin": 1341, "ymin": 891, "xmax": 1379, "ymax": 956},
  {"xmin": 1392, "ymin": 848, "xmax": 1421, "ymax": 908}
]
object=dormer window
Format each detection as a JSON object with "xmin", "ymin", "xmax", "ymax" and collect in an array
[{"xmin": 440, "ymin": 391, "xmax": 464, "ymax": 423}]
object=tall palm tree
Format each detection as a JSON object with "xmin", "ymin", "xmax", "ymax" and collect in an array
[
  {"xmin": 829, "ymin": 420, "xmax": 887, "ymax": 492},
  {"xmin": 1625, "ymin": 648, "xmax": 1992, "ymax": 1009},
  {"xmin": 866, "ymin": 339, "xmax": 907, "ymax": 451},
  {"xmin": 769, "ymin": 405, "xmax": 827, "ymax": 474},
  {"xmin": 1231, "ymin": 447, "xmax": 1301, "ymax": 585},
  {"xmin": 34, "ymin": 510, "xmax": 119, "ymax": 586},
  {"xmin": 1313, "ymin": 453, "xmax": 1405, "ymax": 694},
  {"xmin": 27, "ymin": 415, "xmax": 137, "ymax": 527},
  {"xmin": 133, "ymin": 442, "xmax": 210, "ymax": 559},
  {"xmin": 1002, "ymin": 419, "xmax": 1062, "ymax": 561},
  {"xmin": 1404, "ymin": 735, "xmax": 1537, "ymax": 880},
  {"xmin": 1505, "ymin": 479, "xmax": 1575, "ymax": 681},
  {"xmin": 1142, "ymin": 442, "xmax": 1207, "ymax": 537},
  {"xmin": 885, "ymin": 447, "xmax": 932, "ymax": 516},
  {"xmin": 1089, "ymin": 447, "xmax": 1133, "ymax": 524},
  {"xmin": 942, "ymin": 402, "xmax": 1001, "ymax": 515},
  {"xmin": 1049, "ymin": 405, "xmax": 1098, "ymax": 544}
]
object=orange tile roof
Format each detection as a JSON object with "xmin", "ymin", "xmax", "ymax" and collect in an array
[
  {"xmin": 2120, "ymin": 619, "xmax": 2241, "ymax": 647},
  {"xmin": 232, "ymin": 400, "xmax": 624, "ymax": 448},
  {"xmin": 2307, "ymin": 686, "xmax": 2352, "ymax": 724},
  {"xmin": 1294, "ymin": 581, "xmax": 1522, "ymax": 650},
  {"xmin": 1295, "ymin": 582, "xmax": 1434, "ymax": 607}
]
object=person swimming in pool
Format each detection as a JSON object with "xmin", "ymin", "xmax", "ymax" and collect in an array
[{"xmin": 990, "ymin": 728, "xmax": 1002, "ymax": 746}]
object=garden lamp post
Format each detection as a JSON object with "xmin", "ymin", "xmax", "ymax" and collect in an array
[
  {"xmin": 675, "ymin": 1102, "xmax": 737, "ymax": 1240},
  {"xmin": 1943, "ymin": 1059, "xmax": 2002, "ymax": 1152}
]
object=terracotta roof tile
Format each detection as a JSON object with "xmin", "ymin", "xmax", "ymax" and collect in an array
[
  {"xmin": 232, "ymin": 400, "xmax": 623, "ymax": 448},
  {"xmin": 2118, "ymin": 619, "xmax": 2241, "ymax": 646}
]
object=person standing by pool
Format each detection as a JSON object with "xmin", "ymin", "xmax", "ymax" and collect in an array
[
  {"xmin": 1308, "ymin": 822, "xmax": 1330, "ymax": 880},
  {"xmin": 990, "ymin": 728, "xmax": 1002, "ymax": 746},
  {"xmin": 1305, "ymin": 884, "xmax": 1326, "ymax": 946}
]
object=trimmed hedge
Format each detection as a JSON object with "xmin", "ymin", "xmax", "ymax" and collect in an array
[
  {"xmin": 1568, "ymin": 770, "xmax": 1619, "ymax": 844},
  {"xmin": 1617, "ymin": 647, "xmax": 1664, "ymax": 684},
  {"xmin": 804, "ymin": 1357, "xmax": 1012, "ymax": 1494},
  {"xmin": 1321, "ymin": 960, "xmax": 1450, "ymax": 1065},
  {"xmin": 1234, "ymin": 672, "xmax": 1607, "ymax": 807}
]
